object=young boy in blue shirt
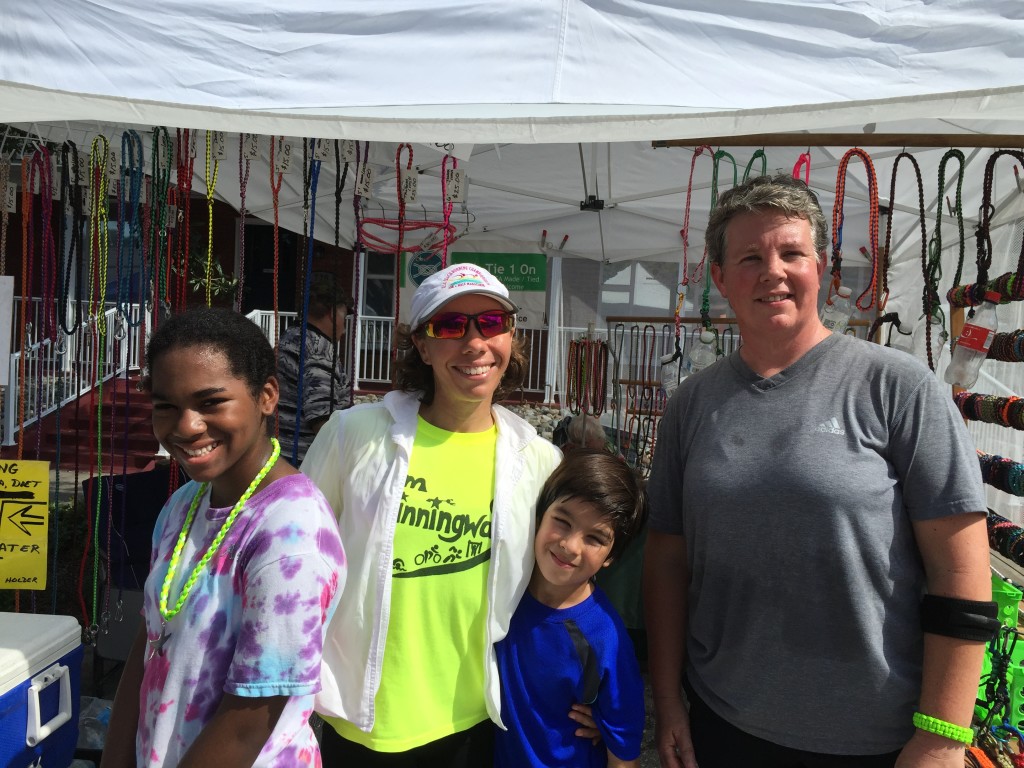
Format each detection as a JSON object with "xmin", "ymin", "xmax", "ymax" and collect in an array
[{"xmin": 495, "ymin": 447, "xmax": 648, "ymax": 767}]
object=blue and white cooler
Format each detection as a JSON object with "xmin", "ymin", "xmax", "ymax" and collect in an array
[{"xmin": 0, "ymin": 612, "xmax": 82, "ymax": 768}]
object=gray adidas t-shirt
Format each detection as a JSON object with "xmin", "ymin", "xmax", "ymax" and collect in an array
[{"xmin": 647, "ymin": 332, "xmax": 985, "ymax": 754}]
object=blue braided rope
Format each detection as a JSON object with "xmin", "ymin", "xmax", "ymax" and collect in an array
[{"xmin": 118, "ymin": 130, "xmax": 145, "ymax": 328}]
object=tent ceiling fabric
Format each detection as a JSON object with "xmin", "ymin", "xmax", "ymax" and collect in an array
[{"xmin": 2, "ymin": 1, "xmax": 1024, "ymax": 142}]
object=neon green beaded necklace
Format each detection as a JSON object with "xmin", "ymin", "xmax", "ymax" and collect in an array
[{"xmin": 149, "ymin": 437, "xmax": 281, "ymax": 659}]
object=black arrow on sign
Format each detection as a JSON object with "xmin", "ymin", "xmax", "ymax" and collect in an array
[{"xmin": 7, "ymin": 506, "xmax": 44, "ymax": 536}]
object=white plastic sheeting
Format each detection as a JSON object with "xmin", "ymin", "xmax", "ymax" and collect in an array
[{"xmin": 2, "ymin": 1, "xmax": 1024, "ymax": 142}]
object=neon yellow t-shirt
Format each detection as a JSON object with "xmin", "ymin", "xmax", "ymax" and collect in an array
[{"xmin": 328, "ymin": 416, "xmax": 496, "ymax": 751}]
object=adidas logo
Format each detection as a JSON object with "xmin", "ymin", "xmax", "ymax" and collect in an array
[{"xmin": 815, "ymin": 417, "xmax": 846, "ymax": 435}]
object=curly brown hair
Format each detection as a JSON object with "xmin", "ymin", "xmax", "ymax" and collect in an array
[{"xmin": 393, "ymin": 322, "xmax": 529, "ymax": 405}]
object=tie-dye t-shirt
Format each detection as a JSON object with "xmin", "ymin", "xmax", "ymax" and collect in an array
[{"xmin": 138, "ymin": 473, "xmax": 345, "ymax": 767}]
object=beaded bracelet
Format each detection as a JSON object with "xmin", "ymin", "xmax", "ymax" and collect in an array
[{"xmin": 912, "ymin": 712, "xmax": 973, "ymax": 744}]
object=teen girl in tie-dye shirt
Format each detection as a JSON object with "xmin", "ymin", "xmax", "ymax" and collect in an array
[{"xmin": 102, "ymin": 307, "xmax": 345, "ymax": 768}]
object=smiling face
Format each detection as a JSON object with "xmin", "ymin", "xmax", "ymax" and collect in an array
[
  {"xmin": 530, "ymin": 496, "xmax": 615, "ymax": 609},
  {"xmin": 711, "ymin": 209, "xmax": 827, "ymax": 346},
  {"xmin": 149, "ymin": 345, "xmax": 277, "ymax": 503},
  {"xmin": 412, "ymin": 294, "xmax": 513, "ymax": 432}
]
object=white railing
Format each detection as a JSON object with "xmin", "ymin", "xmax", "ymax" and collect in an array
[
  {"xmin": 2, "ymin": 305, "xmax": 866, "ymax": 447},
  {"xmin": 2, "ymin": 300, "xmax": 145, "ymax": 446}
]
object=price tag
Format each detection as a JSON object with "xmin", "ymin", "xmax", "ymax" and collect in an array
[
  {"xmin": 400, "ymin": 170, "xmax": 418, "ymax": 203},
  {"xmin": 156, "ymin": 130, "xmax": 171, "ymax": 165},
  {"xmin": 210, "ymin": 131, "xmax": 226, "ymax": 161},
  {"xmin": 76, "ymin": 154, "xmax": 88, "ymax": 185},
  {"xmin": 313, "ymin": 138, "xmax": 331, "ymax": 161},
  {"xmin": 4, "ymin": 184, "xmax": 16, "ymax": 214},
  {"xmin": 107, "ymin": 147, "xmax": 119, "ymax": 188},
  {"xmin": 167, "ymin": 208, "xmax": 177, "ymax": 230},
  {"xmin": 341, "ymin": 140, "xmax": 357, "ymax": 163},
  {"xmin": 51, "ymin": 156, "xmax": 60, "ymax": 201},
  {"xmin": 355, "ymin": 165, "xmax": 374, "ymax": 197},
  {"xmin": 444, "ymin": 167, "xmax": 466, "ymax": 203},
  {"xmin": 187, "ymin": 131, "xmax": 197, "ymax": 159},
  {"xmin": 82, "ymin": 185, "xmax": 92, "ymax": 213},
  {"xmin": 273, "ymin": 140, "xmax": 293, "ymax": 173},
  {"xmin": 243, "ymin": 133, "xmax": 259, "ymax": 160}
]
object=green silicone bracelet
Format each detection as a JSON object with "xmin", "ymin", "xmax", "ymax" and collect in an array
[{"xmin": 912, "ymin": 711, "xmax": 973, "ymax": 744}]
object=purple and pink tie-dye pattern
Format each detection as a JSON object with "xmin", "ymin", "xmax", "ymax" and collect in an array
[{"xmin": 137, "ymin": 473, "xmax": 345, "ymax": 767}]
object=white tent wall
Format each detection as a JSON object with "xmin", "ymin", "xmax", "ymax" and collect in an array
[{"xmin": 1, "ymin": 1, "xmax": 1023, "ymax": 518}]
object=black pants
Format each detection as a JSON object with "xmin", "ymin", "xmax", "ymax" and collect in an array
[
  {"xmin": 320, "ymin": 719, "xmax": 494, "ymax": 768},
  {"xmin": 687, "ymin": 683, "xmax": 902, "ymax": 768}
]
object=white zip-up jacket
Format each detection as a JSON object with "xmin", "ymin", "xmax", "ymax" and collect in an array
[{"xmin": 302, "ymin": 390, "xmax": 562, "ymax": 732}]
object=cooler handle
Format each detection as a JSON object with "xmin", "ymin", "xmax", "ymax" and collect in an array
[{"xmin": 25, "ymin": 663, "xmax": 72, "ymax": 747}]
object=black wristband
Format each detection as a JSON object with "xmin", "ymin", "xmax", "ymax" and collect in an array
[{"xmin": 920, "ymin": 594, "xmax": 1001, "ymax": 642}]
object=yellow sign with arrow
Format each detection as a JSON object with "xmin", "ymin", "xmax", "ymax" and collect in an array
[{"xmin": 0, "ymin": 460, "xmax": 50, "ymax": 590}]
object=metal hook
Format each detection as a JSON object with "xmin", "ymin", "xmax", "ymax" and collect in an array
[{"xmin": 114, "ymin": 312, "xmax": 128, "ymax": 341}]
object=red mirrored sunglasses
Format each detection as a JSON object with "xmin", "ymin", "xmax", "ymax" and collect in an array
[{"xmin": 423, "ymin": 310, "xmax": 516, "ymax": 340}]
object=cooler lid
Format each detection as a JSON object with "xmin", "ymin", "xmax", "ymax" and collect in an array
[{"xmin": 0, "ymin": 612, "xmax": 81, "ymax": 696}]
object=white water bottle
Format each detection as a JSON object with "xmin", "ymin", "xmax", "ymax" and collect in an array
[
  {"xmin": 889, "ymin": 317, "xmax": 915, "ymax": 355},
  {"xmin": 911, "ymin": 312, "xmax": 949, "ymax": 369},
  {"xmin": 943, "ymin": 290, "xmax": 1000, "ymax": 388},
  {"xmin": 820, "ymin": 286, "xmax": 853, "ymax": 334},
  {"xmin": 659, "ymin": 351, "xmax": 682, "ymax": 397},
  {"xmin": 686, "ymin": 329, "xmax": 718, "ymax": 374}
]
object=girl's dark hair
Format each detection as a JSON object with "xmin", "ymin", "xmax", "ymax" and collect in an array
[
  {"xmin": 536, "ymin": 448, "xmax": 648, "ymax": 562},
  {"xmin": 393, "ymin": 323, "xmax": 529, "ymax": 405},
  {"xmin": 143, "ymin": 306, "xmax": 276, "ymax": 396}
]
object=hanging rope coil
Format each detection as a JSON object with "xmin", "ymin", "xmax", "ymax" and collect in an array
[
  {"xmin": 566, "ymin": 338, "xmax": 608, "ymax": 417},
  {"xmin": 333, "ymin": 139, "xmax": 353, "ymax": 408},
  {"xmin": 831, "ymin": 148, "xmax": 880, "ymax": 311},
  {"xmin": 702, "ymin": 150, "xmax": 737, "ymax": 328},
  {"xmin": 947, "ymin": 149, "xmax": 1024, "ymax": 308},
  {"xmin": 117, "ymin": 130, "xmax": 145, "ymax": 327},
  {"xmin": 933, "ymin": 149, "xmax": 966, "ymax": 290},
  {"xmin": 236, "ymin": 133, "xmax": 252, "ymax": 312},
  {"xmin": 884, "ymin": 152, "xmax": 937, "ymax": 367},
  {"xmin": 0, "ymin": 155, "xmax": 10, "ymax": 275},
  {"xmin": 792, "ymin": 151, "xmax": 811, "ymax": 184},
  {"xmin": 954, "ymin": 392, "xmax": 1024, "ymax": 431},
  {"xmin": 174, "ymin": 129, "xmax": 195, "ymax": 308},
  {"xmin": 149, "ymin": 126, "xmax": 172, "ymax": 319},
  {"xmin": 290, "ymin": 138, "xmax": 323, "ymax": 466},
  {"xmin": 58, "ymin": 141, "xmax": 85, "ymax": 336},
  {"xmin": 440, "ymin": 154, "xmax": 457, "ymax": 266}
]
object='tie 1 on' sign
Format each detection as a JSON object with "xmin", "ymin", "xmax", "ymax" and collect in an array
[{"xmin": 0, "ymin": 460, "xmax": 50, "ymax": 590}]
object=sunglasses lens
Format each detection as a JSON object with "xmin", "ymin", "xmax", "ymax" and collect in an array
[
  {"xmin": 477, "ymin": 312, "xmax": 513, "ymax": 337},
  {"xmin": 427, "ymin": 313, "xmax": 469, "ymax": 339}
]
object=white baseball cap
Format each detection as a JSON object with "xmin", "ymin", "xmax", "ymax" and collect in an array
[{"xmin": 409, "ymin": 263, "xmax": 516, "ymax": 329}]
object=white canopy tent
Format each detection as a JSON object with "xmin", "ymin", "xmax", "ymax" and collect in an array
[{"xmin": 2, "ymin": 1, "xmax": 1023, "ymax": 513}]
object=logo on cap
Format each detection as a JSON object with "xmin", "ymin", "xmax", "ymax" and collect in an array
[{"xmin": 443, "ymin": 266, "xmax": 490, "ymax": 291}]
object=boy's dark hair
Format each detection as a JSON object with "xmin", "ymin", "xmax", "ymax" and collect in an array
[
  {"xmin": 144, "ymin": 306, "xmax": 276, "ymax": 396},
  {"xmin": 392, "ymin": 322, "xmax": 530, "ymax": 405},
  {"xmin": 536, "ymin": 448, "xmax": 648, "ymax": 562}
]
